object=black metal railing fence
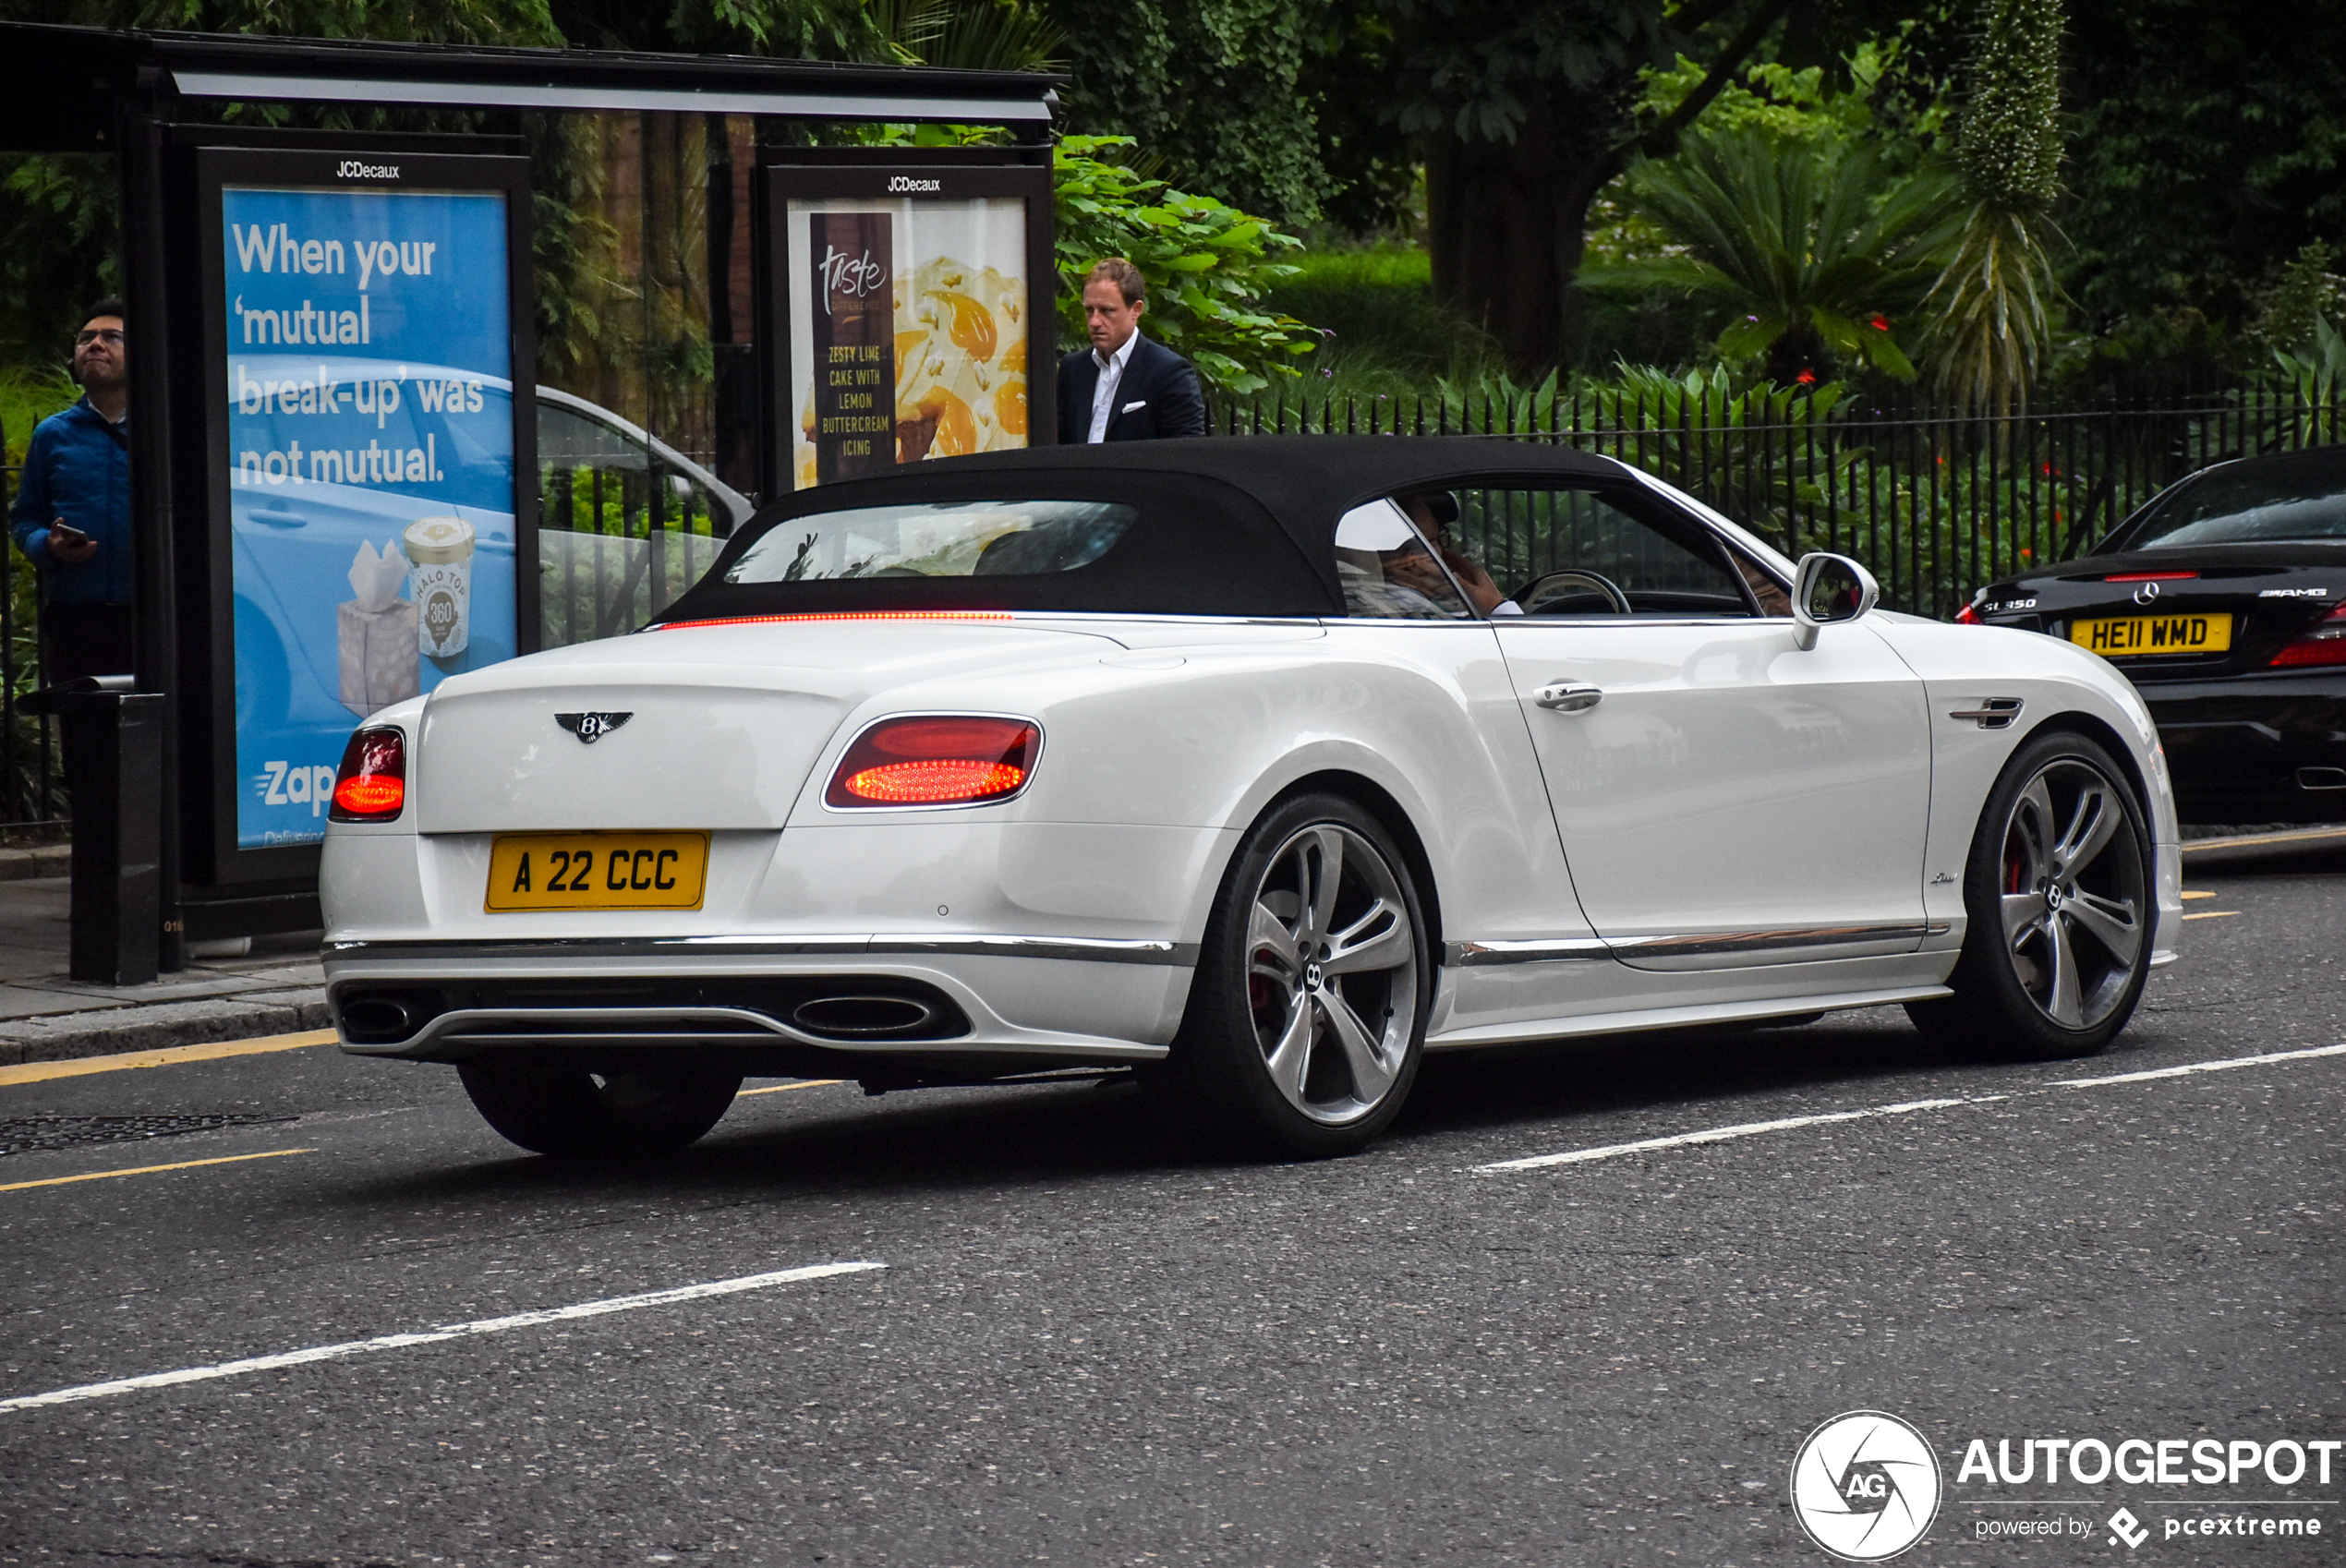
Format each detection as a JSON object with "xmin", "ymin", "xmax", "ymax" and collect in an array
[{"xmin": 1213, "ymin": 382, "xmax": 2346, "ymax": 619}]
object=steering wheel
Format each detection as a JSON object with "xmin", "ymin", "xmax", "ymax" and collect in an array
[{"xmin": 1515, "ymin": 569, "xmax": 1633, "ymax": 616}]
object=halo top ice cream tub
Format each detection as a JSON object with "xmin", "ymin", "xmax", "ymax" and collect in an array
[{"xmin": 403, "ymin": 515, "xmax": 475, "ymax": 659}]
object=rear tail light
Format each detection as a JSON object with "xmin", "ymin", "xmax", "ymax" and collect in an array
[
  {"xmin": 826, "ymin": 715, "xmax": 1041, "ymax": 807},
  {"xmin": 2269, "ymin": 604, "xmax": 2346, "ymax": 668},
  {"xmin": 1953, "ymin": 599, "xmax": 1984, "ymax": 625},
  {"xmin": 330, "ymin": 726, "xmax": 406, "ymax": 821}
]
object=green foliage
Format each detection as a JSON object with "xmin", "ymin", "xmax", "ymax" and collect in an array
[
  {"xmin": 1949, "ymin": 0, "xmax": 2061, "ymax": 211},
  {"xmin": 0, "ymin": 364, "xmax": 79, "ymax": 469},
  {"xmin": 871, "ymin": 0, "xmax": 1063, "ymax": 71},
  {"xmin": 1, "ymin": 364, "xmax": 78, "ymax": 817},
  {"xmin": 1601, "ymin": 127, "xmax": 1962, "ymax": 384},
  {"xmin": 1041, "ymin": 0, "xmax": 1337, "ymax": 225},
  {"xmin": 2250, "ymin": 243, "xmax": 2346, "ymax": 359},
  {"xmin": 2058, "ymin": 0, "xmax": 2346, "ymax": 343},
  {"xmin": 1924, "ymin": 202, "xmax": 2062, "ymax": 414},
  {"xmin": 1254, "ymin": 247, "xmax": 1504, "ymax": 400},
  {"xmin": 1922, "ymin": 0, "xmax": 2065, "ymax": 415},
  {"xmin": 2249, "ymin": 314, "xmax": 2346, "ymax": 452},
  {"xmin": 1053, "ymin": 136, "xmax": 1318, "ymax": 393},
  {"xmin": 0, "ymin": 0, "xmax": 562, "ymax": 44}
]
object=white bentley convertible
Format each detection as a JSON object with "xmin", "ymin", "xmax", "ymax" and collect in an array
[{"xmin": 321, "ymin": 438, "xmax": 2181, "ymax": 1158}]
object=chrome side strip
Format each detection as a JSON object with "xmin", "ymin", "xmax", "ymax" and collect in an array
[
  {"xmin": 1443, "ymin": 923, "xmax": 1950, "ymax": 967},
  {"xmin": 325, "ymin": 934, "xmax": 1198, "ymax": 967},
  {"xmin": 1445, "ymin": 938, "xmax": 1614, "ymax": 967},
  {"xmin": 1605, "ymin": 923, "xmax": 1950, "ymax": 959}
]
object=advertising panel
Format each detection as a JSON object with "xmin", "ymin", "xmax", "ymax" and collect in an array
[
  {"xmin": 212, "ymin": 169, "xmax": 525, "ymax": 849},
  {"xmin": 766, "ymin": 163, "xmax": 1055, "ymax": 491}
]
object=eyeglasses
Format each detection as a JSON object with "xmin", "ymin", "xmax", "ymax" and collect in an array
[{"xmin": 74, "ymin": 329, "xmax": 125, "ymax": 347}]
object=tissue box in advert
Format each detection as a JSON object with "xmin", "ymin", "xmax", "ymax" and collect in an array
[
  {"xmin": 338, "ymin": 538, "xmax": 421, "ymax": 716},
  {"xmin": 338, "ymin": 598, "xmax": 420, "ymax": 716}
]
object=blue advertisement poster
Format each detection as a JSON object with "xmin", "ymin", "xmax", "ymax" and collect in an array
[{"xmin": 220, "ymin": 186, "xmax": 517, "ymax": 847}]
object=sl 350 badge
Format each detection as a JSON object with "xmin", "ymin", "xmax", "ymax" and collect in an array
[{"xmin": 556, "ymin": 712, "xmax": 633, "ymax": 744}]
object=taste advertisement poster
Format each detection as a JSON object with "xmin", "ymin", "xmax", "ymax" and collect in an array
[
  {"xmin": 215, "ymin": 175, "xmax": 521, "ymax": 850},
  {"xmin": 780, "ymin": 174, "xmax": 1047, "ymax": 490}
]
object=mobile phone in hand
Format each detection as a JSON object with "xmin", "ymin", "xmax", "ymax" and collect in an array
[{"xmin": 47, "ymin": 523, "xmax": 88, "ymax": 546}]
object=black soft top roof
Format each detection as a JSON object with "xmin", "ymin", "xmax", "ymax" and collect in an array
[{"xmin": 654, "ymin": 436, "xmax": 1628, "ymax": 621}]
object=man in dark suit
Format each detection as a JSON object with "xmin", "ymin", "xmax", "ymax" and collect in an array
[{"xmin": 1058, "ymin": 259, "xmax": 1207, "ymax": 443}]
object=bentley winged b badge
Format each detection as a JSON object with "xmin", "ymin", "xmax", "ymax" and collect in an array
[{"xmin": 556, "ymin": 712, "xmax": 634, "ymax": 744}]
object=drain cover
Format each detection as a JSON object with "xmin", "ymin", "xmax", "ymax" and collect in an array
[{"xmin": 0, "ymin": 1114, "xmax": 296, "ymax": 1156}]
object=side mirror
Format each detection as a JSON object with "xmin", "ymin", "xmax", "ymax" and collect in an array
[{"xmin": 1791, "ymin": 552, "xmax": 1880, "ymax": 650}]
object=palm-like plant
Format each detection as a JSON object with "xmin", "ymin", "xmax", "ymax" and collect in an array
[
  {"xmin": 1919, "ymin": 0, "xmax": 2065, "ymax": 418},
  {"xmin": 1600, "ymin": 126, "xmax": 1963, "ymax": 387},
  {"xmin": 869, "ymin": 0, "xmax": 1063, "ymax": 73}
]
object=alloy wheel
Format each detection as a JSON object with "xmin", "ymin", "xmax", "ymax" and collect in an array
[
  {"xmin": 1242, "ymin": 822, "xmax": 1419, "ymax": 1126},
  {"xmin": 1996, "ymin": 758, "xmax": 2146, "ymax": 1030}
]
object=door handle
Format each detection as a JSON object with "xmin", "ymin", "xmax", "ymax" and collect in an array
[{"xmin": 1534, "ymin": 681, "xmax": 1602, "ymax": 713}]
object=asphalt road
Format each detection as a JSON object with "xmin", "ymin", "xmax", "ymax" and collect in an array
[{"xmin": 1, "ymin": 834, "xmax": 2340, "ymax": 1568}]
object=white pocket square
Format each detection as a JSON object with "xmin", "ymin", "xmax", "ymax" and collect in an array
[{"xmin": 1120, "ymin": 399, "xmax": 1148, "ymax": 413}]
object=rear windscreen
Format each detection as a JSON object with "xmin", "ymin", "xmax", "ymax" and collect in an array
[
  {"xmin": 651, "ymin": 469, "xmax": 1336, "ymax": 621},
  {"xmin": 2129, "ymin": 464, "xmax": 2346, "ymax": 548},
  {"xmin": 725, "ymin": 500, "xmax": 1136, "ymax": 582}
]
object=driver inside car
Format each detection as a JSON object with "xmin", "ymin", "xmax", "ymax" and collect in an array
[{"xmin": 1393, "ymin": 491, "xmax": 1521, "ymax": 617}]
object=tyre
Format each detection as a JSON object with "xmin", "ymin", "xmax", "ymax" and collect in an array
[
  {"xmin": 1171, "ymin": 793, "xmax": 1433, "ymax": 1157},
  {"xmin": 456, "ymin": 1060, "xmax": 743, "ymax": 1156},
  {"xmin": 1906, "ymin": 730, "xmax": 2154, "ymax": 1060}
]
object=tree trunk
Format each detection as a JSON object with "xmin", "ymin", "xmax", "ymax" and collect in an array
[{"xmin": 1423, "ymin": 91, "xmax": 1622, "ymax": 374}]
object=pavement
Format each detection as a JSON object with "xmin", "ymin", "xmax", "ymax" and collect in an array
[{"xmin": 0, "ymin": 846, "xmax": 330, "ymax": 1067}]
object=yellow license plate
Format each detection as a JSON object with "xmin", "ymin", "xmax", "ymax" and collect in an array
[
  {"xmin": 485, "ymin": 832, "xmax": 708, "ymax": 912},
  {"xmin": 2070, "ymin": 612, "xmax": 2232, "ymax": 657}
]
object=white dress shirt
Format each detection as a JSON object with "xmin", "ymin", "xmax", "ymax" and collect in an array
[{"xmin": 1086, "ymin": 332, "xmax": 1140, "ymax": 443}]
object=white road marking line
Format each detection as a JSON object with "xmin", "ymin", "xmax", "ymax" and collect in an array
[
  {"xmin": 1473, "ymin": 1098, "xmax": 1986, "ymax": 1173},
  {"xmin": 2053, "ymin": 1040, "xmax": 2346, "ymax": 1089},
  {"xmin": 0, "ymin": 1260, "xmax": 886, "ymax": 1415},
  {"xmin": 739, "ymin": 1079, "xmax": 843, "ymax": 1096},
  {"xmin": 1481, "ymin": 1041, "xmax": 2346, "ymax": 1175}
]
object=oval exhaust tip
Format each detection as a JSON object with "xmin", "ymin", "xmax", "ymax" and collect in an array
[
  {"xmin": 340, "ymin": 996, "xmax": 417, "ymax": 1040},
  {"xmin": 792, "ymin": 995, "xmax": 942, "ymax": 1038}
]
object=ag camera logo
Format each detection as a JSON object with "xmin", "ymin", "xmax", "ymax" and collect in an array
[{"xmin": 1791, "ymin": 1411, "xmax": 1943, "ymax": 1562}]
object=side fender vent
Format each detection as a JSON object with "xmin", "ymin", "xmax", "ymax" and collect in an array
[{"xmin": 1948, "ymin": 697, "xmax": 2025, "ymax": 730}]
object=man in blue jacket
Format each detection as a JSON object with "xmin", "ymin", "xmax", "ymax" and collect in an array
[
  {"xmin": 1057, "ymin": 259, "xmax": 1207, "ymax": 443},
  {"xmin": 10, "ymin": 298, "xmax": 132, "ymax": 684}
]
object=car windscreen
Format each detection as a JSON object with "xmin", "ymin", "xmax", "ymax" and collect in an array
[
  {"xmin": 724, "ymin": 500, "xmax": 1135, "ymax": 582},
  {"xmin": 2126, "ymin": 462, "xmax": 2346, "ymax": 548},
  {"xmin": 652, "ymin": 470, "xmax": 1337, "ymax": 621}
]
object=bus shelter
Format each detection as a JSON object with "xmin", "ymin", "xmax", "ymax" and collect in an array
[{"xmin": 0, "ymin": 21, "xmax": 1059, "ymax": 980}]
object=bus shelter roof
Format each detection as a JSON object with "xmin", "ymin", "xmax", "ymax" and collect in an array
[{"xmin": 0, "ymin": 20, "xmax": 1060, "ymax": 151}]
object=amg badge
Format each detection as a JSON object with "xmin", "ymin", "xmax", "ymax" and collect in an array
[{"xmin": 556, "ymin": 712, "xmax": 634, "ymax": 744}]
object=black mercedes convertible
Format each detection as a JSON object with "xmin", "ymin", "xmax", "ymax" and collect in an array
[{"xmin": 1960, "ymin": 446, "xmax": 2346, "ymax": 823}]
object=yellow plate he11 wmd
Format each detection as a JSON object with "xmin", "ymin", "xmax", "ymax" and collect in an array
[
  {"xmin": 2069, "ymin": 612, "xmax": 2232, "ymax": 657},
  {"xmin": 486, "ymin": 832, "xmax": 708, "ymax": 912}
]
